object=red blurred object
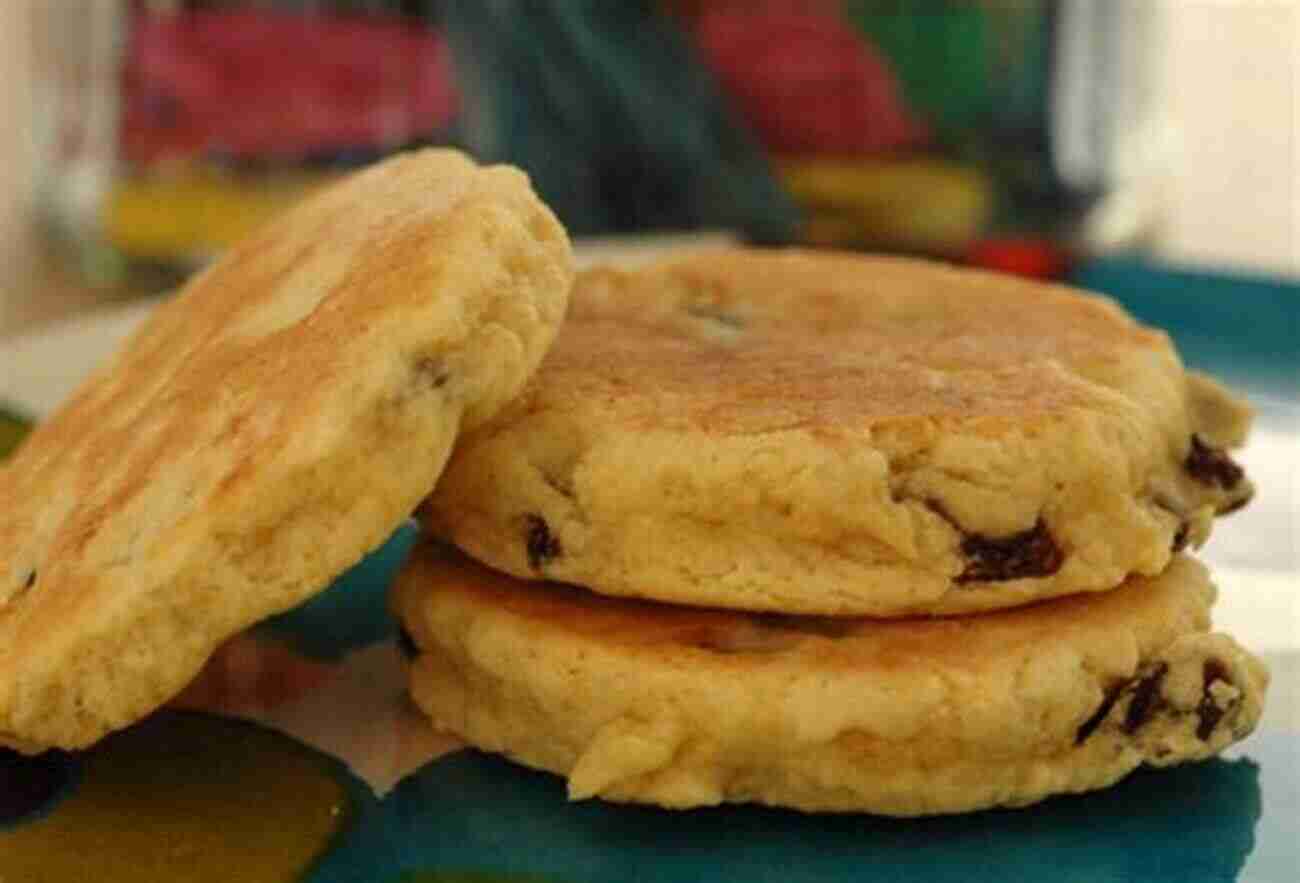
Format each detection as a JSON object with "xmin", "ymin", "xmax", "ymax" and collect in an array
[
  {"xmin": 121, "ymin": 9, "xmax": 459, "ymax": 164},
  {"xmin": 691, "ymin": 5, "xmax": 927, "ymax": 155},
  {"xmin": 967, "ymin": 237, "xmax": 1073, "ymax": 280}
]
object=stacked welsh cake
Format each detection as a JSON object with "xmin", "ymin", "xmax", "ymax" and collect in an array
[{"xmin": 397, "ymin": 249, "xmax": 1268, "ymax": 816}]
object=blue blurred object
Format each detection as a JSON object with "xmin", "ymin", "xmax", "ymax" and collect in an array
[
  {"xmin": 305, "ymin": 741, "xmax": 1288, "ymax": 882},
  {"xmin": 256, "ymin": 522, "xmax": 419, "ymax": 661},
  {"xmin": 0, "ymin": 749, "xmax": 81, "ymax": 831},
  {"xmin": 440, "ymin": 0, "xmax": 798, "ymax": 241},
  {"xmin": 1072, "ymin": 259, "xmax": 1300, "ymax": 401}
]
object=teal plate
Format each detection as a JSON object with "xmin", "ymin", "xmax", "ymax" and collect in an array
[
  {"xmin": 1071, "ymin": 258, "xmax": 1300, "ymax": 401},
  {"xmin": 306, "ymin": 731, "xmax": 1295, "ymax": 883}
]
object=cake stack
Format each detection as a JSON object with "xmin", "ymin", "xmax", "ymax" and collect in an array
[{"xmin": 396, "ymin": 249, "xmax": 1268, "ymax": 815}]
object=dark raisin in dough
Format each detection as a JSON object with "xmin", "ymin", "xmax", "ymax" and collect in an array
[
  {"xmin": 524, "ymin": 515, "xmax": 562, "ymax": 569},
  {"xmin": 1196, "ymin": 658, "xmax": 1233, "ymax": 740},
  {"xmin": 397, "ymin": 627, "xmax": 420, "ymax": 662},
  {"xmin": 955, "ymin": 519, "xmax": 1064, "ymax": 584},
  {"xmin": 1185, "ymin": 435, "xmax": 1245, "ymax": 490},
  {"xmin": 412, "ymin": 356, "xmax": 451, "ymax": 390},
  {"xmin": 1123, "ymin": 662, "xmax": 1169, "ymax": 733},
  {"xmin": 1075, "ymin": 684, "xmax": 1125, "ymax": 745}
]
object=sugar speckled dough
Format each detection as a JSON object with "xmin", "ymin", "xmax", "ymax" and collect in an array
[
  {"xmin": 422, "ymin": 250, "xmax": 1254, "ymax": 616},
  {"xmin": 395, "ymin": 542, "xmax": 1268, "ymax": 816},
  {"xmin": 0, "ymin": 149, "xmax": 572, "ymax": 752}
]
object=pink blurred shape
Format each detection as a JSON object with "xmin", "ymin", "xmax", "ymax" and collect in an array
[
  {"xmin": 692, "ymin": 5, "xmax": 927, "ymax": 155},
  {"xmin": 122, "ymin": 9, "xmax": 460, "ymax": 164},
  {"xmin": 171, "ymin": 634, "xmax": 336, "ymax": 715}
]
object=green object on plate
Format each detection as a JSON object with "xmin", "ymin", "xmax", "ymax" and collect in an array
[
  {"xmin": 0, "ymin": 712, "xmax": 359, "ymax": 883},
  {"xmin": 0, "ymin": 407, "xmax": 34, "ymax": 460}
]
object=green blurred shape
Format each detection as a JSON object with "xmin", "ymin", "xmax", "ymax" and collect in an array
[
  {"xmin": 1, "ymin": 407, "xmax": 34, "ymax": 460},
  {"xmin": 847, "ymin": 1, "xmax": 992, "ymax": 139},
  {"xmin": 847, "ymin": 1, "xmax": 1054, "ymax": 142}
]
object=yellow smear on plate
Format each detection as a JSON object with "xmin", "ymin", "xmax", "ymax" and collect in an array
[{"xmin": 1, "ymin": 712, "xmax": 349, "ymax": 883}]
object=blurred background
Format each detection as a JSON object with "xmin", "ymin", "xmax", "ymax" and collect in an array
[
  {"xmin": 0, "ymin": 0, "xmax": 1295, "ymax": 335},
  {"xmin": 0, "ymin": 2, "xmax": 1295, "ymax": 687}
]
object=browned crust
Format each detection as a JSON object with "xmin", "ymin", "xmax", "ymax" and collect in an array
[{"xmin": 0, "ymin": 150, "xmax": 572, "ymax": 751}]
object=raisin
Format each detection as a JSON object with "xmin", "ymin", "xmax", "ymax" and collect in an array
[
  {"xmin": 1077, "ymin": 664, "xmax": 1178, "ymax": 744},
  {"xmin": 412, "ymin": 356, "xmax": 451, "ymax": 390},
  {"xmin": 955, "ymin": 519, "xmax": 1064, "ymax": 584},
  {"xmin": 1075, "ymin": 684, "xmax": 1124, "ymax": 744},
  {"xmin": 23, "ymin": 570, "xmax": 36, "ymax": 590},
  {"xmin": 0, "ymin": 749, "xmax": 74, "ymax": 826},
  {"xmin": 524, "ymin": 515, "xmax": 561, "ymax": 569},
  {"xmin": 1123, "ymin": 662, "xmax": 1169, "ymax": 733},
  {"xmin": 396, "ymin": 627, "xmax": 419, "ymax": 662},
  {"xmin": 1171, "ymin": 521, "xmax": 1191, "ymax": 554},
  {"xmin": 1196, "ymin": 658, "xmax": 1232, "ymax": 740},
  {"xmin": 1196, "ymin": 700, "xmax": 1226, "ymax": 741},
  {"xmin": 1185, "ymin": 435, "xmax": 1245, "ymax": 490}
]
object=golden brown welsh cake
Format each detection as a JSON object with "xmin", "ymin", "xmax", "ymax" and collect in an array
[
  {"xmin": 421, "ymin": 250, "xmax": 1253, "ymax": 616},
  {"xmin": 0, "ymin": 149, "xmax": 573, "ymax": 752},
  {"xmin": 394, "ymin": 541, "xmax": 1268, "ymax": 815}
]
